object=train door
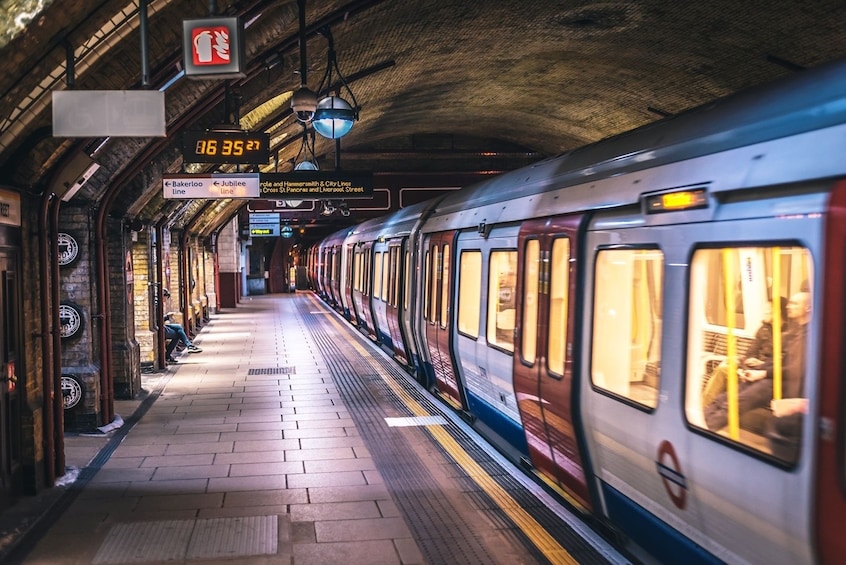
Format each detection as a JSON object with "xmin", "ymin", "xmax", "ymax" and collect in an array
[
  {"xmin": 384, "ymin": 240, "xmax": 409, "ymax": 364},
  {"xmin": 343, "ymin": 243, "xmax": 355, "ymax": 321},
  {"xmin": 371, "ymin": 241, "xmax": 390, "ymax": 344},
  {"xmin": 453, "ymin": 227, "xmax": 526, "ymax": 452},
  {"xmin": 399, "ymin": 244, "xmax": 422, "ymax": 377},
  {"xmin": 358, "ymin": 242, "xmax": 376, "ymax": 340},
  {"xmin": 424, "ymin": 231, "xmax": 463, "ymax": 408},
  {"xmin": 331, "ymin": 245, "xmax": 343, "ymax": 310},
  {"xmin": 817, "ymin": 181, "xmax": 846, "ymax": 562},
  {"xmin": 0, "ymin": 251, "xmax": 21, "ymax": 509},
  {"xmin": 513, "ymin": 215, "xmax": 591, "ymax": 511},
  {"xmin": 350, "ymin": 244, "xmax": 363, "ymax": 325}
]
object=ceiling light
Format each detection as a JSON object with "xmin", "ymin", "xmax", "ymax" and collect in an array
[{"xmin": 313, "ymin": 26, "xmax": 359, "ymax": 140}]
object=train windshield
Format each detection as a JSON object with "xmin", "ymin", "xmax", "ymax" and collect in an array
[{"xmin": 686, "ymin": 245, "xmax": 812, "ymax": 465}]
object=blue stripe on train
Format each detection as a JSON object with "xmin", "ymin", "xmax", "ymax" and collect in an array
[
  {"xmin": 601, "ymin": 482, "xmax": 721, "ymax": 565},
  {"xmin": 466, "ymin": 391, "xmax": 529, "ymax": 455}
]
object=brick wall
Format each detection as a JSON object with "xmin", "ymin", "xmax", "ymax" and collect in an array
[
  {"xmin": 132, "ymin": 229, "xmax": 155, "ymax": 364},
  {"xmin": 58, "ymin": 205, "xmax": 101, "ymax": 432}
]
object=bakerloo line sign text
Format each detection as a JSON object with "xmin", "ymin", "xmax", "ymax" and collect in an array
[{"xmin": 162, "ymin": 172, "xmax": 373, "ymax": 199}]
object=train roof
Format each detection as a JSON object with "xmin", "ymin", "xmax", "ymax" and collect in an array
[{"xmin": 433, "ymin": 57, "xmax": 846, "ymax": 215}]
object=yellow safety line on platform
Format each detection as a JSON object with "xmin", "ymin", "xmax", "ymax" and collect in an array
[{"xmin": 310, "ymin": 296, "xmax": 578, "ymax": 565}]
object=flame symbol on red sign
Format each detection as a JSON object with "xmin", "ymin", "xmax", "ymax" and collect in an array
[{"xmin": 192, "ymin": 26, "xmax": 230, "ymax": 65}]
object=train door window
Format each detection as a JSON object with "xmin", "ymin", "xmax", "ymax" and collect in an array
[
  {"xmin": 424, "ymin": 250, "xmax": 431, "ymax": 321},
  {"xmin": 374, "ymin": 252, "xmax": 383, "ymax": 300},
  {"xmin": 431, "ymin": 246, "xmax": 441, "ymax": 323},
  {"xmin": 487, "ymin": 250, "xmax": 517, "ymax": 352},
  {"xmin": 404, "ymin": 249, "xmax": 411, "ymax": 311},
  {"xmin": 390, "ymin": 247, "xmax": 400, "ymax": 307},
  {"xmin": 457, "ymin": 250, "xmax": 482, "ymax": 338},
  {"xmin": 440, "ymin": 244, "xmax": 450, "ymax": 328},
  {"xmin": 591, "ymin": 248, "xmax": 663, "ymax": 408},
  {"xmin": 364, "ymin": 251, "xmax": 372, "ymax": 296},
  {"xmin": 686, "ymin": 245, "xmax": 812, "ymax": 464},
  {"xmin": 362, "ymin": 250, "xmax": 367, "ymax": 293},
  {"xmin": 382, "ymin": 252, "xmax": 391, "ymax": 302},
  {"xmin": 548, "ymin": 237, "xmax": 570, "ymax": 376},
  {"xmin": 353, "ymin": 251, "xmax": 360, "ymax": 292},
  {"xmin": 521, "ymin": 239, "xmax": 540, "ymax": 364}
]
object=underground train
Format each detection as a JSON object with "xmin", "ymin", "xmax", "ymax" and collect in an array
[{"xmin": 308, "ymin": 58, "xmax": 846, "ymax": 564}]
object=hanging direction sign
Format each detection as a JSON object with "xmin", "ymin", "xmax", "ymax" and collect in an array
[
  {"xmin": 250, "ymin": 225, "xmax": 280, "ymax": 237},
  {"xmin": 163, "ymin": 173, "xmax": 260, "ymax": 199},
  {"xmin": 248, "ymin": 212, "xmax": 280, "ymax": 224},
  {"xmin": 259, "ymin": 171, "xmax": 373, "ymax": 199}
]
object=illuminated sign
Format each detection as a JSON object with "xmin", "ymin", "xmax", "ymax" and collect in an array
[
  {"xmin": 183, "ymin": 131, "xmax": 269, "ymax": 164},
  {"xmin": 162, "ymin": 173, "xmax": 260, "ymax": 199},
  {"xmin": 182, "ymin": 17, "xmax": 245, "ymax": 79},
  {"xmin": 250, "ymin": 225, "xmax": 279, "ymax": 237},
  {"xmin": 645, "ymin": 188, "xmax": 708, "ymax": 214},
  {"xmin": 249, "ymin": 212, "xmax": 280, "ymax": 224},
  {"xmin": 259, "ymin": 171, "xmax": 373, "ymax": 199}
]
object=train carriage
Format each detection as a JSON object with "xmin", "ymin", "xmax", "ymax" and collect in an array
[{"xmin": 314, "ymin": 58, "xmax": 846, "ymax": 563}]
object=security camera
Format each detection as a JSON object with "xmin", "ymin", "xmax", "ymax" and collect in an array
[{"xmin": 291, "ymin": 86, "xmax": 318, "ymax": 123}]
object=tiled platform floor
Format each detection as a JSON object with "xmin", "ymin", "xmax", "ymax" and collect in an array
[{"xmin": 8, "ymin": 294, "xmax": 626, "ymax": 565}]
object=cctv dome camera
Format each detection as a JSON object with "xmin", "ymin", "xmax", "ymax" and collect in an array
[{"xmin": 291, "ymin": 86, "xmax": 318, "ymax": 123}]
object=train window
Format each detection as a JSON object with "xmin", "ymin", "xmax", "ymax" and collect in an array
[
  {"xmin": 687, "ymin": 246, "xmax": 812, "ymax": 465},
  {"xmin": 404, "ymin": 250, "xmax": 411, "ymax": 311},
  {"xmin": 391, "ymin": 247, "xmax": 400, "ymax": 307},
  {"xmin": 521, "ymin": 239, "xmax": 540, "ymax": 364},
  {"xmin": 364, "ymin": 250, "xmax": 371, "ymax": 297},
  {"xmin": 382, "ymin": 249, "xmax": 390, "ymax": 302},
  {"xmin": 429, "ymin": 246, "xmax": 441, "ymax": 323},
  {"xmin": 488, "ymin": 250, "xmax": 517, "ymax": 352},
  {"xmin": 355, "ymin": 251, "xmax": 362, "ymax": 292},
  {"xmin": 424, "ymin": 250, "xmax": 431, "ymax": 321},
  {"xmin": 440, "ymin": 244, "xmax": 450, "ymax": 328},
  {"xmin": 457, "ymin": 250, "xmax": 482, "ymax": 338},
  {"xmin": 592, "ymin": 248, "xmax": 663, "ymax": 408},
  {"xmin": 374, "ymin": 252, "xmax": 383, "ymax": 300},
  {"xmin": 548, "ymin": 237, "xmax": 570, "ymax": 377}
]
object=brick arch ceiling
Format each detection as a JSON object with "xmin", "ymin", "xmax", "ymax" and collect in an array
[{"xmin": 0, "ymin": 0, "xmax": 844, "ymax": 232}]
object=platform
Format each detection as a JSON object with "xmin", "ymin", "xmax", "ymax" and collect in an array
[{"xmin": 3, "ymin": 293, "xmax": 629, "ymax": 564}]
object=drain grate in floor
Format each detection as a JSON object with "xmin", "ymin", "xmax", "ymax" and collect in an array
[
  {"xmin": 247, "ymin": 367, "xmax": 296, "ymax": 375},
  {"xmin": 92, "ymin": 516, "xmax": 277, "ymax": 564}
]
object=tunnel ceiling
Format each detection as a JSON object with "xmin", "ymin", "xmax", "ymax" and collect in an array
[{"xmin": 0, "ymin": 0, "xmax": 845, "ymax": 242}]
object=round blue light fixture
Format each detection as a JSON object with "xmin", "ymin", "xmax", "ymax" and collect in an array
[
  {"xmin": 312, "ymin": 96, "xmax": 357, "ymax": 139},
  {"xmin": 294, "ymin": 160, "xmax": 318, "ymax": 170}
]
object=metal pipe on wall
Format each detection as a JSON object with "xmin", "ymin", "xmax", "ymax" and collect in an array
[
  {"xmin": 37, "ymin": 191, "xmax": 55, "ymax": 486},
  {"xmin": 49, "ymin": 195, "xmax": 65, "ymax": 476},
  {"xmin": 155, "ymin": 217, "xmax": 168, "ymax": 369}
]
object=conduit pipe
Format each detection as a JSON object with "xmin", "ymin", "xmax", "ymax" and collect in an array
[
  {"xmin": 37, "ymin": 191, "xmax": 56, "ymax": 486},
  {"xmin": 154, "ymin": 216, "xmax": 168, "ymax": 369},
  {"xmin": 49, "ymin": 194, "xmax": 65, "ymax": 476}
]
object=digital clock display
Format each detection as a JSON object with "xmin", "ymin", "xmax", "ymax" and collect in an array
[{"xmin": 182, "ymin": 130, "xmax": 270, "ymax": 164}]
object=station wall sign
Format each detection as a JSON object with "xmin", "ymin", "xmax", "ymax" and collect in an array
[
  {"xmin": 182, "ymin": 16, "xmax": 246, "ymax": 79},
  {"xmin": 259, "ymin": 171, "xmax": 373, "ymax": 199},
  {"xmin": 163, "ymin": 173, "xmax": 260, "ymax": 199}
]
